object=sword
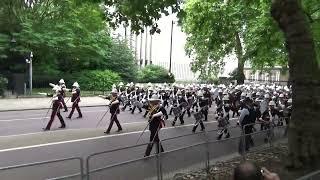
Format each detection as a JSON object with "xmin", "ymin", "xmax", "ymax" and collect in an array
[{"xmin": 96, "ymin": 108, "xmax": 109, "ymax": 127}]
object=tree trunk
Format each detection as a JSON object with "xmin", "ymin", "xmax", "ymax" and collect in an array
[
  {"xmin": 234, "ymin": 32, "xmax": 245, "ymax": 84},
  {"xmin": 271, "ymin": 0, "xmax": 320, "ymax": 169}
]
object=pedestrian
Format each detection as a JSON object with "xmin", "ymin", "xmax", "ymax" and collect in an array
[
  {"xmin": 43, "ymin": 85, "xmax": 66, "ymax": 131},
  {"xmin": 104, "ymin": 88, "xmax": 122, "ymax": 134},
  {"xmin": 144, "ymin": 94, "xmax": 167, "ymax": 157},
  {"xmin": 66, "ymin": 82, "xmax": 82, "ymax": 119}
]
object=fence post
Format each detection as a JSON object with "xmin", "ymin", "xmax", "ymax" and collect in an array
[
  {"xmin": 205, "ymin": 130, "xmax": 210, "ymax": 175},
  {"xmin": 86, "ymin": 156, "xmax": 90, "ymax": 180},
  {"xmin": 157, "ymin": 141, "xmax": 163, "ymax": 180},
  {"xmin": 241, "ymin": 125, "xmax": 246, "ymax": 160},
  {"xmin": 80, "ymin": 158, "xmax": 84, "ymax": 180}
]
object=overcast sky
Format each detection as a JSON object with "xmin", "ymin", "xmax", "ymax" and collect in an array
[{"xmin": 113, "ymin": 13, "xmax": 238, "ymax": 76}]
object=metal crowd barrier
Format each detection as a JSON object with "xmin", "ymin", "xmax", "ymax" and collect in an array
[
  {"xmin": 0, "ymin": 157, "xmax": 84, "ymax": 180},
  {"xmin": 0, "ymin": 122, "xmax": 289, "ymax": 180},
  {"xmin": 296, "ymin": 170, "xmax": 320, "ymax": 180}
]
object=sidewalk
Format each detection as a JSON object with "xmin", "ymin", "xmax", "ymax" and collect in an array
[{"xmin": 0, "ymin": 97, "xmax": 107, "ymax": 111}]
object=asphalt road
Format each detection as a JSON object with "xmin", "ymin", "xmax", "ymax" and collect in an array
[{"xmin": 0, "ymin": 103, "xmax": 287, "ymax": 180}]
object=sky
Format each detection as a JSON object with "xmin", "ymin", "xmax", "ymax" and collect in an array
[{"xmin": 112, "ymin": 13, "xmax": 238, "ymax": 77}]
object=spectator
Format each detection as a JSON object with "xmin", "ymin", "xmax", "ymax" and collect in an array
[{"xmin": 233, "ymin": 161, "xmax": 280, "ymax": 180}]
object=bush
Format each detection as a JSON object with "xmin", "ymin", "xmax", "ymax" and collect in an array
[
  {"xmin": 137, "ymin": 65, "xmax": 175, "ymax": 83},
  {"xmin": 0, "ymin": 75, "xmax": 8, "ymax": 97},
  {"xmin": 77, "ymin": 70, "xmax": 122, "ymax": 91}
]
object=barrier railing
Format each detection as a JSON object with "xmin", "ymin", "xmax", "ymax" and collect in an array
[
  {"xmin": 296, "ymin": 170, "xmax": 320, "ymax": 180},
  {"xmin": 0, "ymin": 157, "xmax": 83, "ymax": 180},
  {"xmin": 0, "ymin": 122, "xmax": 289, "ymax": 180}
]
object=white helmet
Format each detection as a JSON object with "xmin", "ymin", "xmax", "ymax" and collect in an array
[
  {"xmin": 197, "ymin": 91, "xmax": 203, "ymax": 97},
  {"xmin": 279, "ymin": 94, "xmax": 284, "ymax": 98},
  {"xmin": 264, "ymin": 94, "xmax": 270, "ymax": 99},
  {"xmin": 52, "ymin": 85, "xmax": 61, "ymax": 92},
  {"xmin": 269, "ymin": 101, "xmax": 276, "ymax": 106},
  {"xmin": 147, "ymin": 82, "xmax": 152, "ymax": 87},
  {"xmin": 119, "ymin": 82, "xmax": 124, "ymax": 86},
  {"xmin": 111, "ymin": 88, "xmax": 118, "ymax": 94},
  {"xmin": 59, "ymin": 79, "xmax": 65, "ymax": 84},
  {"xmin": 223, "ymin": 95, "xmax": 229, "ymax": 101},
  {"xmin": 287, "ymin": 98, "xmax": 292, "ymax": 103},
  {"xmin": 223, "ymin": 90, "xmax": 228, "ymax": 95},
  {"xmin": 72, "ymin": 82, "xmax": 80, "ymax": 88}
]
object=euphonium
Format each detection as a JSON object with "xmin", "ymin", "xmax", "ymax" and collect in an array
[{"xmin": 147, "ymin": 104, "xmax": 159, "ymax": 120}]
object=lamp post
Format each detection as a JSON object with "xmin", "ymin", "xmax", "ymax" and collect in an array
[
  {"xmin": 26, "ymin": 52, "xmax": 33, "ymax": 95},
  {"xmin": 169, "ymin": 20, "xmax": 174, "ymax": 74}
]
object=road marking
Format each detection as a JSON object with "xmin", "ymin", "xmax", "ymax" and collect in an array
[
  {"xmin": 0, "ymin": 110, "xmax": 109, "ymax": 122},
  {"xmin": 0, "ymin": 119, "xmax": 242, "ymax": 153}
]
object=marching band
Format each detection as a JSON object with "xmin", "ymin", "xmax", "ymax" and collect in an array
[{"xmin": 44, "ymin": 80, "xmax": 292, "ymax": 154}]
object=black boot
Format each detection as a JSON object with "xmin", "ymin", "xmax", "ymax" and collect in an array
[{"xmin": 144, "ymin": 143, "xmax": 153, "ymax": 157}]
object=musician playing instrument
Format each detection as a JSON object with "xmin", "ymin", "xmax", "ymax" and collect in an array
[
  {"xmin": 144, "ymin": 95, "xmax": 168, "ymax": 157},
  {"xmin": 104, "ymin": 88, "xmax": 122, "ymax": 134},
  {"xmin": 171, "ymin": 89, "xmax": 187, "ymax": 126},
  {"xmin": 192, "ymin": 91, "xmax": 207, "ymax": 133},
  {"xmin": 66, "ymin": 82, "xmax": 82, "ymax": 119}
]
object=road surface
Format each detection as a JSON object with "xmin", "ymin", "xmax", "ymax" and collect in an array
[{"xmin": 0, "ymin": 101, "xmax": 287, "ymax": 180}]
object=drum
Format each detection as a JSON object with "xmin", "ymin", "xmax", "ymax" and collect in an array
[
  {"xmin": 134, "ymin": 101, "xmax": 143, "ymax": 108},
  {"xmin": 179, "ymin": 102, "xmax": 188, "ymax": 109},
  {"xmin": 217, "ymin": 116, "xmax": 227, "ymax": 128},
  {"xmin": 172, "ymin": 107, "xmax": 182, "ymax": 117},
  {"xmin": 194, "ymin": 111, "xmax": 204, "ymax": 122}
]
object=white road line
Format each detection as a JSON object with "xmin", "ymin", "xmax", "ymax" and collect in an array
[
  {"xmin": 0, "ymin": 124, "xmax": 198, "ymax": 153},
  {"xmin": 0, "ymin": 119, "xmax": 242, "ymax": 153},
  {"xmin": 0, "ymin": 110, "xmax": 108, "ymax": 122}
]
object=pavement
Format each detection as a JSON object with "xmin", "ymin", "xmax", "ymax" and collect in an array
[{"xmin": 0, "ymin": 97, "xmax": 287, "ymax": 180}]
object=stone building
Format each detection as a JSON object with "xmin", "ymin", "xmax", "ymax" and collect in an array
[{"xmin": 243, "ymin": 65, "xmax": 289, "ymax": 84}]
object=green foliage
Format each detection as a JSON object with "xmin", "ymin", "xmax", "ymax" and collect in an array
[
  {"xmin": 0, "ymin": 75, "xmax": 8, "ymax": 97},
  {"xmin": 0, "ymin": 0, "xmax": 137, "ymax": 83},
  {"xmin": 77, "ymin": 70, "xmax": 122, "ymax": 91},
  {"xmin": 137, "ymin": 65, "xmax": 175, "ymax": 83},
  {"xmin": 108, "ymin": 40, "xmax": 138, "ymax": 82},
  {"xmin": 104, "ymin": 0, "xmax": 182, "ymax": 34}
]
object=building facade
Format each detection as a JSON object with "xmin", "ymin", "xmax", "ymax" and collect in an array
[{"xmin": 243, "ymin": 66, "xmax": 289, "ymax": 84}]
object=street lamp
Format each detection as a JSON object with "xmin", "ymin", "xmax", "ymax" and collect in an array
[
  {"xmin": 169, "ymin": 20, "xmax": 174, "ymax": 74},
  {"xmin": 25, "ymin": 52, "xmax": 33, "ymax": 95}
]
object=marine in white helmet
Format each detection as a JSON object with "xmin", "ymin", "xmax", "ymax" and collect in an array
[
  {"xmin": 58, "ymin": 79, "xmax": 69, "ymax": 112},
  {"xmin": 66, "ymin": 82, "xmax": 82, "ymax": 119},
  {"xmin": 43, "ymin": 85, "xmax": 66, "ymax": 131}
]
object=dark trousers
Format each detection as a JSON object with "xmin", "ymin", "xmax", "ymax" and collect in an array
[
  {"xmin": 106, "ymin": 113, "xmax": 122, "ymax": 132},
  {"xmin": 61, "ymin": 98, "xmax": 68, "ymax": 111},
  {"xmin": 192, "ymin": 103, "xmax": 199, "ymax": 112},
  {"xmin": 163, "ymin": 100, "xmax": 169, "ymax": 108},
  {"xmin": 145, "ymin": 129, "xmax": 164, "ymax": 156},
  {"xmin": 45, "ymin": 108, "xmax": 65, "ymax": 130},
  {"xmin": 68, "ymin": 102, "xmax": 82, "ymax": 118},
  {"xmin": 131, "ymin": 106, "xmax": 142, "ymax": 114},
  {"xmin": 172, "ymin": 111, "xmax": 185, "ymax": 125}
]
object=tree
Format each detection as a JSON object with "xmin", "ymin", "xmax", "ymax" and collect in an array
[
  {"xmin": 137, "ymin": 65, "xmax": 175, "ymax": 83},
  {"xmin": 271, "ymin": 0, "xmax": 320, "ymax": 169},
  {"xmin": 104, "ymin": 0, "xmax": 320, "ymax": 170},
  {"xmin": 0, "ymin": 0, "xmax": 137, "ymax": 82}
]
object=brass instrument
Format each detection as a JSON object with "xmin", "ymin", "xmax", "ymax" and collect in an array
[{"xmin": 147, "ymin": 104, "xmax": 159, "ymax": 120}]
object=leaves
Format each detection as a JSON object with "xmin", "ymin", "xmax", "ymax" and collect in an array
[{"xmin": 137, "ymin": 65, "xmax": 175, "ymax": 83}]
